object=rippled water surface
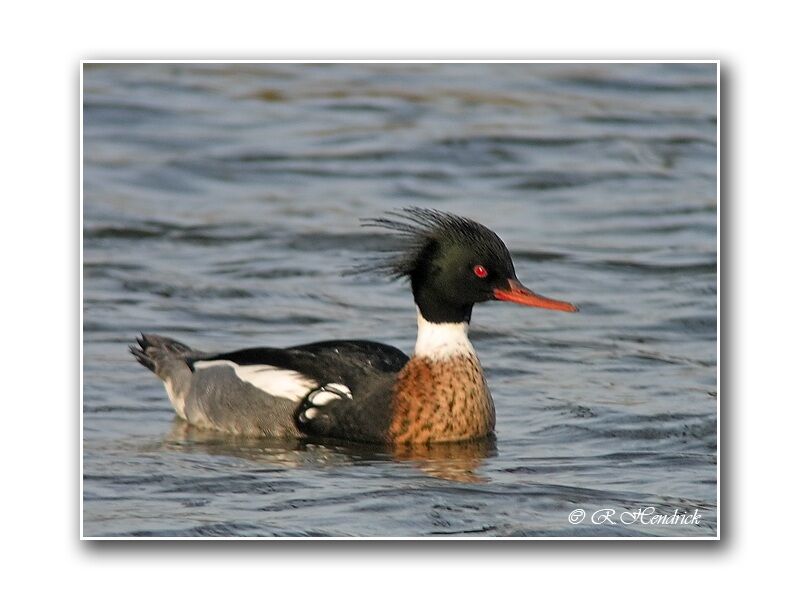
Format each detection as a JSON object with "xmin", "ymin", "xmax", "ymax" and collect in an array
[{"xmin": 82, "ymin": 63, "xmax": 717, "ymax": 537}]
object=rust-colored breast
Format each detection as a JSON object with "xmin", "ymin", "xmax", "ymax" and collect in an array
[{"xmin": 388, "ymin": 355, "xmax": 495, "ymax": 445}]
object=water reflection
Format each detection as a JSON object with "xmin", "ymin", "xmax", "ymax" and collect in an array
[
  {"xmin": 163, "ymin": 419, "xmax": 496, "ymax": 483},
  {"xmin": 392, "ymin": 437, "xmax": 497, "ymax": 483}
]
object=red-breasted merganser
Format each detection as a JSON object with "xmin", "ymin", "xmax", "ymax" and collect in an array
[{"xmin": 131, "ymin": 208, "xmax": 577, "ymax": 445}]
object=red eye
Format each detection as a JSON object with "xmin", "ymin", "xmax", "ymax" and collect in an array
[{"xmin": 473, "ymin": 265, "xmax": 488, "ymax": 278}]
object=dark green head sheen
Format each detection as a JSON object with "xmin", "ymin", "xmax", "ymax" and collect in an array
[{"xmin": 361, "ymin": 208, "xmax": 519, "ymax": 323}]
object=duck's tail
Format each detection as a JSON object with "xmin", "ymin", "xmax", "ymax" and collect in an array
[
  {"xmin": 129, "ymin": 333, "xmax": 194, "ymax": 378},
  {"xmin": 130, "ymin": 333, "xmax": 200, "ymax": 420}
]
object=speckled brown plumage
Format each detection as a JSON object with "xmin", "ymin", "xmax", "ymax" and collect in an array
[{"xmin": 388, "ymin": 354, "xmax": 495, "ymax": 444}]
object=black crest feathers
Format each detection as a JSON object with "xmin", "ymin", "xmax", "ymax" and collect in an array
[{"xmin": 354, "ymin": 207, "xmax": 512, "ymax": 280}]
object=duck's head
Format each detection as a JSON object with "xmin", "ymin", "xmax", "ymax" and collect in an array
[{"xmin": 362, "ymin": 207, "xmax": 578, "ymax": 324}]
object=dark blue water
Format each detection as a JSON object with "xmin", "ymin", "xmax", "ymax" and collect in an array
[{"xmin": 82, "ymin": 63, "xmax": 717, "ymax": 537}]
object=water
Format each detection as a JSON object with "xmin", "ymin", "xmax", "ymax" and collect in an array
[{"xmin": 82, "ymin": 63, "xmax": 717, "ymax": 537}]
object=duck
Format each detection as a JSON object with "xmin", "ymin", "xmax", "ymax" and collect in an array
[{"xmin": 130, "ymin": 207, "xmax": 578, "ymax": 445}]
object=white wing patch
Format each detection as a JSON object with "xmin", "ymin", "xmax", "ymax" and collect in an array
[
  {"xmin": 298, "ymin": 383, "xmax": 354, "ymax": 424},
  {"xmin": 308, "ymin": 390, "xmax": 339, "ymax": 406},
  {"xmin": 323, "ymin": 383, "xmax": 352, "ymax": 397},
  {"xmin": 194, "ymin": 360, "xmax": 316, "ymax": 402}
]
